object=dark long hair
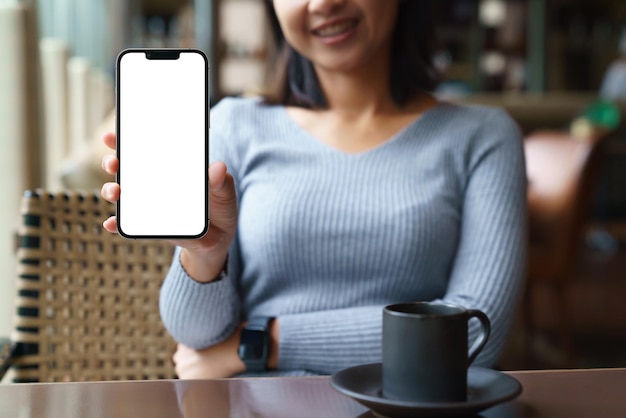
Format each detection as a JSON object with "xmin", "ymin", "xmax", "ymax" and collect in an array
[{"xmin": 262, "ymin": 0, "xmax": 439, "ymax": 108}]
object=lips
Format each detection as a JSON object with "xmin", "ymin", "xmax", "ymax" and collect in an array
[{"xmin": 313, "ymin": 20, "xmax": 358, "ymax": 37}]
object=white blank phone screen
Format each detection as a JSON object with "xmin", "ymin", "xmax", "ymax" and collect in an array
[{"xmin": 117, "ymin": 51, "xmax": 207, "ymax": 238}]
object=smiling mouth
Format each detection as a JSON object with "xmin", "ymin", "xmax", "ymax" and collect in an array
[{"xmin": 313, "ymin": 20, "xmax": 358, "ymax": 37}]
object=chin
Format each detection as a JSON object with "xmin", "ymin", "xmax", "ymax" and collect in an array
[{"xmin": 314, "ymin": 55, "xmax": 367, "ymax": 74}]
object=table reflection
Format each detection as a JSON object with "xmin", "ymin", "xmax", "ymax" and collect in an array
[
  {"xmin": 175, "ymin": 377, "xmax": 368, "ymax": 418},
  {"xmin": 1, "ymin": 368, "xmax": 624, "ymax": 418},
  {"xmin": 174, "ymin": 377, "xmax": 527, "ymax": 418}
]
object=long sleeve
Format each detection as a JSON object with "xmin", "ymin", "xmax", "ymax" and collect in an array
[
  {"xmin": 438, "ymin": 109, "xmax": 527, "ymax": 366},
  {"xmin": 159, "ymin": 247, "xmax": 241, "ymax": 348},
  {"xmin": 158, "ymin": 98, "xmax": 527, "ymax": 375},
  {"xmin": 275, "ymin": 110, "xmax": 526, "ymax": 374}
]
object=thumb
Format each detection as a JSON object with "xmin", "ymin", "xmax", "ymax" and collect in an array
[
  {"xmin": 208, "ymin": 161, "xmax": 237, "ymax": 209},
  {"xmin": 209, "ymin": 161, "xmax": 233, "ymax": 195}
]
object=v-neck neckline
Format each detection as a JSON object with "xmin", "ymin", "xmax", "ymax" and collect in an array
[{"xmin": 278, "ymin": 102, "xmax": 445, "ymax": 158}]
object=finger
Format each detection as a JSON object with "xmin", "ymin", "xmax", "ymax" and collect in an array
[
  {"xmin": 103, "ymin": 132, "xmax": 116, "ymax": 150},
  {"xmin": 175, "ymin": 364, "xmax": 187, "ymax": 379},
  {"xmin": 102, "ymin": 216, "xmax": 118, "ymax": 233},
  {"xmin": 205, "ymin": 162, "xmax": 238, "ymax": 238},
  {"xmin": 173, "ymin": 347, "xmax": 180, "ymax": 364},
  {"xmin": 208, "ymin": 161, "xmax": 228, "ymax": 192},
  {"xmin": 174, "ymin": 362, "xmax": 183, "ymax": 377},
  {"xmin": 176, "ymin": 343, "xmax": 192, "ymax": 354},
  {"xmin": 101, "ymin": 154, "xmax": 119, "ymax": 175},
  {"xmin": 209, "ymin": 161, "xmax": 235, "ymax": 199},
  {"xmin": 101, "ymin": 182, "xmax": 120, "ymax": 202}
]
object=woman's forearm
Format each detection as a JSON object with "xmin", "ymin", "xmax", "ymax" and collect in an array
[{"xmin": 159, "ymin": 247, "xmax": 240, "ymax": 349}]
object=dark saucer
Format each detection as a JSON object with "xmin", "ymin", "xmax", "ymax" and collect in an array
[{"xmin": 330, "ymin": 364, "xmax": 522, "ymax": 418}]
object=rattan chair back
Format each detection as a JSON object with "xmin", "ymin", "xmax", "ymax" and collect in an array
[{"xmin": 11, "ymin": 190, "xmax": 177, "ymax": 382}]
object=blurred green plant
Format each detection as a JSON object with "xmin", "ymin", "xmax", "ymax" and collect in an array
[
  {"xmin": 571, "ymin": 100, "xmax": 622, "ymax": 140},
  {"xmin": 583, "ymin": 100, "xmax": 622, "ymax": 131}
]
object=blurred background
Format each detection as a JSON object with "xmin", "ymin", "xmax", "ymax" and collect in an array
[{"xmin": 1, "ymin": 0, "xmax": 625, "ymax": 377}]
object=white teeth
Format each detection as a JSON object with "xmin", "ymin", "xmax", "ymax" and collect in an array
[{"xmin": 316, "ymin": 21, "xmax": 355, "ymax": 37}]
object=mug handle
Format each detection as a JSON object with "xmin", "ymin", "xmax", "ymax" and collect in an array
[{"xmin": 466, "ymin": 310, "xmax": 491, "ymax": 365}]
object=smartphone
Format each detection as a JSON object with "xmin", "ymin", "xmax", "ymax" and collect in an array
[{"xmin": 116, "ymin": 49, "xmax": 209, "ymax": 239}]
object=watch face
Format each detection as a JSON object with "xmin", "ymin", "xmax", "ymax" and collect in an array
[{"xmin": 239, "ymin": 329, "xmax": 267, "ymax": 360}]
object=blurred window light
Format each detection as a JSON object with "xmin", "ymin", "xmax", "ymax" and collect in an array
[{"xmin": 479, "ymin": 0, "xmax": 506, "ymax": 27}]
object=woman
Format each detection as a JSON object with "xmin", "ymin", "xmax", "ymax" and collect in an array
[
  {"xmin": 101, "ymin": 0, "xmax": 526, "ymax": 378},
  {"xmin": 600, "ymin": 27, "xmax": 626, "ymax": 101}
]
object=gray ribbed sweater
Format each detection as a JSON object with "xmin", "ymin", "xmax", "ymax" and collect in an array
[{"xmin": 159, "ymin": 97, "xmax": 527, "ymax": 376}]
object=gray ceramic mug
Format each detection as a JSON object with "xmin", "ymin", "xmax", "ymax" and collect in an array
[{"xmin": 382, "ymin": 302, "xmax": 491, "ymax": 403}]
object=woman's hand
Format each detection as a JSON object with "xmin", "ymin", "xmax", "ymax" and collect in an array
[
  {"xmin": 100, "ymin": 132, "xmax": 238, "ymax": 282},
  {"xmin": 173, "ymin": 327, "xmax": 246, "ymax": 379}
]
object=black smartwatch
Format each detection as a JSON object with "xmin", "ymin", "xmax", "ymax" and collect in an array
[{"xmin": 238, "ymin": 316, "xmax": 272, "ymax": 372}]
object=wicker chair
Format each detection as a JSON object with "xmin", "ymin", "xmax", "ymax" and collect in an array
[{"xmin": 0, "ymin": 190, "xmax": 177, "ymax": 382}]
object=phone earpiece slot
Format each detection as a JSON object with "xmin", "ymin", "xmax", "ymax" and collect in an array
[{"xmin": 145, "ymin": 50, "xmax": 181, "ymax": 60}]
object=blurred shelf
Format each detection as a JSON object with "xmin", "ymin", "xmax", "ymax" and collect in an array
[{"xmin": 141, "ymin": 0, "xmax": 188, "ymax": 15}]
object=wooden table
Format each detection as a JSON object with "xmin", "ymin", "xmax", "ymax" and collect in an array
[{"xmin": 0, "ymin": 368, "xmax": 624, "ymax": 417}]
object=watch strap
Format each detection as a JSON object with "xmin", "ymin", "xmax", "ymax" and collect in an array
[
  {"xmin": 239, "ymin": 316, "xmax": 272, "ymax": 372},
  {"xmin": 247, "ymin": 316, "xmax": 271, "ymax": 330}
]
